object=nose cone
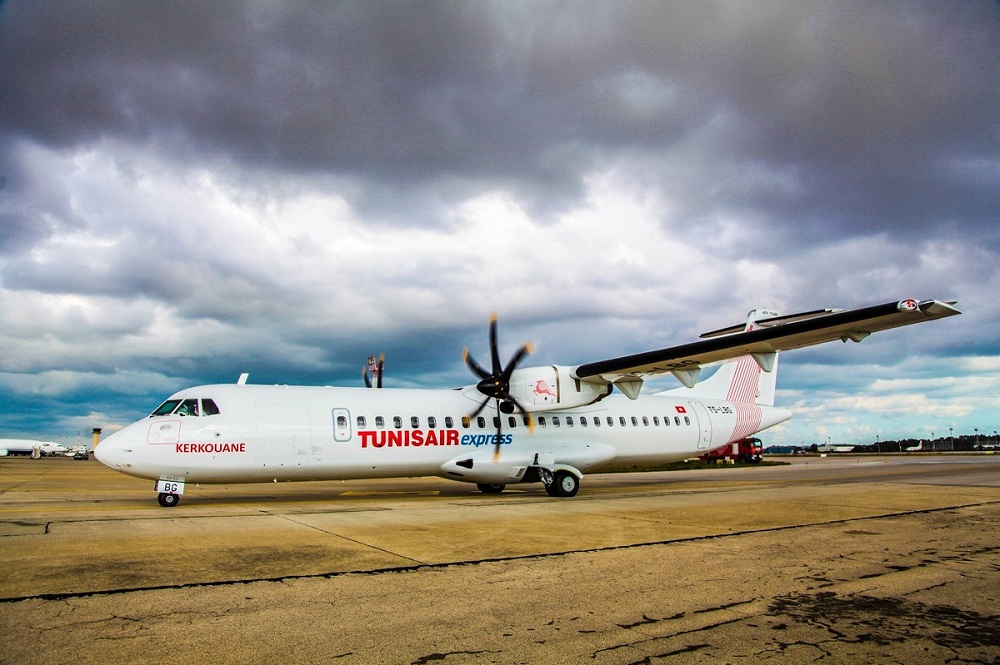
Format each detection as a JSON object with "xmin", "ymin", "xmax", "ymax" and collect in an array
[{"xmin": 94, "ymin": 430, "xmax": 127, "ymax": 470}]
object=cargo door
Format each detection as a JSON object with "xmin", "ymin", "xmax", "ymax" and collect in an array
[{"xmin": 688, "ymin": 401, "xmax": 713, "ymax": 450}]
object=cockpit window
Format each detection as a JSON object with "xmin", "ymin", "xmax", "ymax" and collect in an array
[
  {"xmin": 176, "ymin": 399, "xmax": 199, "ymax": 416},
  {"xmin": 150, "ymin": 397, "xmax": 220, "ymax": 417},
  {"xmin": 151, "ymin": 399, "xmax": 182, "ymax": 417}
]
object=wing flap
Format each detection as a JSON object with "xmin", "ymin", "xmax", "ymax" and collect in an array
[{"xmin": 573, "ymin": 299, "xmax": 960, "ymax": 383}]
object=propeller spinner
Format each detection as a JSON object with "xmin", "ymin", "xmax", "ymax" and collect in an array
[{"xmin": 463, "ymin": 313, "xmax": 534, "ymax": 460}]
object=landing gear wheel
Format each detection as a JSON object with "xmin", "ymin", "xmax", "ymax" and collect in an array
[
  {"xmin": 157, "ymin": 492, "xmax": 180, "ymax": 507},
  {"xmin": 476, "ymin": 483, "xmax": 506, "ymax": 494},
  {"xmin": 545, "ymin": 470, "xmax": 579, "ymax": 498}
]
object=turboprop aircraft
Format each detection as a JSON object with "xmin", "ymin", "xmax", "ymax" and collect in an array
[{"xmin": 94, "ymin": 298, "xmax": 959, "ymax": 507}]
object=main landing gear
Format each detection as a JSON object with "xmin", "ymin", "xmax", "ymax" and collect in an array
[
  {"xmin": 157, "ymin": 492, "xmax": 180, "ymax": 507},
  {"xmin": 474, "ymin": 468, "xmax": 581, "ymax": 497},
  {"xmin": 544, "ymin": 469, "xmax": 580, "ymax": 497}
]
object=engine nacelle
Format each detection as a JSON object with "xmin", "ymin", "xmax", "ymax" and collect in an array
[{"xmin": 506, "ymin": 365, "xmax": 611, "ymax": 412}]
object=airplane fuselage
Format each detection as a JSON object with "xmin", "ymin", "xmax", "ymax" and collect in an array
[{"xmin": 96, "ymin": 383, "xmax": 790, "ymax": 487}]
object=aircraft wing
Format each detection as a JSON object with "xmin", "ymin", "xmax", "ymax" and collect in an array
[{"xmin": 572, "ymin": 299, "xmax": 960, "ymax": 388}]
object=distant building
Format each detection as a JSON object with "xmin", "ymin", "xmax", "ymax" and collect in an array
[{"xmin": 817, "ymin": 444, "xmax": 857, "ymax": 453}]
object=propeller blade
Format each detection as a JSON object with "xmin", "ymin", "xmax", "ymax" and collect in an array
[
  {"xmin": 507, "ymin": 395, "xmax": 535, "ymax": 435},
  {"xmin": 463, "ymin": 348, "xmax": 492, "ymax": 380},
  {"xmin": 501, "ymin": 342, "xmax": 534, "ymax": 383},
  {"xmin": 492, "ymin": 398, "xmax": 503, "ymax": 461},
  {"xmin": 376, "ymin": 354, "xmax": 384, "ymax": 389},
  {"xmin": 488, "ymin": 312, "xmax": 501, "ymax": 375},
  {"xmin": 363, "ymin": 367, "xmax": 372, "ymax": 388},
  {"xmin": 469, "ymin": 396, "xmax": 491, "ymax": 420}
]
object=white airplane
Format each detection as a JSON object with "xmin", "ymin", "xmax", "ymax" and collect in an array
[
  {"xmin": 0, "ymin": 439, "xmax": 70, "ymax": 456},
  {"xmin": 94, "ymin": 298, "xmax": 960, "ymax": 507}
]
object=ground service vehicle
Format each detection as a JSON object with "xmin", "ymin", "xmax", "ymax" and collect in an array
[{"xmin": 700, "ymin": 437, "xmax": 762, "ymax": 464}]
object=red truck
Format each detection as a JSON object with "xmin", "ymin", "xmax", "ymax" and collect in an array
[{"xmin": 699, "ymin": 437, "xmax": 763, "ymax": 464}]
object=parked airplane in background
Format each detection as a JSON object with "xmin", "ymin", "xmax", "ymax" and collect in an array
[
  {"xmin": 95, "ymin": 299, "xmax": 960, "ymax": 506},
  {"xmin": 0, "ymin": 439, "xmax": 69, "ymax": 456}
]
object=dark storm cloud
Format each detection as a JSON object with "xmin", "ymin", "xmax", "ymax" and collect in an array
[{"xmin": 3, "ymin": 1, "xmax": 998, "ymax": 237}]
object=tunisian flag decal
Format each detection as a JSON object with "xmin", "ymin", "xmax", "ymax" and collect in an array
[{"xmin": 675, "ymin": 405, "xmax": 687, "ymax": 413}]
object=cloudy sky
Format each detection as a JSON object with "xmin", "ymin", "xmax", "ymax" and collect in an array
[{"xmin": 1, "ymin": 1, "xmax": 998, "ymax": 448}]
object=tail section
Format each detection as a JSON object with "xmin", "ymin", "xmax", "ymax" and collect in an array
[
  {"xmin": 661, "ymin": 308, "xmax": 780, "ymax": 407},
  {"xmin": 660, "ymin": 308, "xmax": 785, "ymax": 444}
]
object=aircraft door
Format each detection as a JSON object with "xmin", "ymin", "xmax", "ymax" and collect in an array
[
  {"xmin": 332, "ymin": 408, "xmax": 352, "ymax": 442},
  {"xmin": 688, "ymin": 401, "xmax": 713, "ymax": 450},
  {"xmin": 256, "ymin": 402, "xmax": 312, "ymax": 467}
]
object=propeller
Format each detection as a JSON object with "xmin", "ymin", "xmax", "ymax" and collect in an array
[
  {"xmin": 463, "ymin": 313, "xmax": 534, "ymax": 460},
  {"xmin": 363, "ymin": 353, "xmax": 384, "ymax": 388}
]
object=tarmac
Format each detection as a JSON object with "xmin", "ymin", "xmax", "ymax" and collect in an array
[{"xmin": 1, "ymin": 454, "xmax": 998, "ymax": 663}]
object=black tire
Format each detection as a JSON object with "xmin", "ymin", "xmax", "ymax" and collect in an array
[
  {"xmin": 157, "ymin": 492, "xmax": 180, "ymax": 507},
  {"xmin": 545, "ymin": 470, "xmax": 579, "ymax": 498},
  {"xmin": 476, "ymin": 483, "xmax": 506, "ymax": 494}
]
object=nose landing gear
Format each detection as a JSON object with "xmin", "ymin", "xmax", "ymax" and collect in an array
[{"xmin": 157, "ymin": 492, "xmax": 180, "ymax": 507}]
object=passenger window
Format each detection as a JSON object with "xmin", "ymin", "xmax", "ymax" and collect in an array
[
  {"xmin": 538, "ymin": 417, "xmax": 546, "ymax": 428},
  {"xmin": 337, "ymin": 414, "xmax": 348, "ymax": 429},
  {"xmin": 593, "ymin": 417, "xmax": 601, "ymax": 427},
  {"xmin": 523, "ymin": 416, "xmax": 531, "ymax": 427},
  {"xmin": 375, "ymin": 416, "xmax": 385, "ymax": 429},
  {"xmin": 477, "ymin": 416, "xmax": 486, "ymax": 428},
  {"xmin": 620, "ymin": 417, "xmax": 627, "ymax": 426},
  {"xmin": 462, "ymin": 416, "xmax": 471, "ymax": 428},
  {"xmin": 631, "ymin": 417, "xmax": 639, "ymax": 426},
  {"xmin": 566, "ymin": 416, "xmax": 574, "ymax": 427},
  {"xmin": 445, "ymin": 416, "xmax": 454, "ymax": 428},
  {"xmin": 653, "ymin": 416, "xmax": 660, "ymax": 426},
  {"xmin": 508, "ymin": 416, "xmax": 517, "ymax": 427},
  {"xmin": 675, "ymin": 416, "xmax": 682, "ymax": 426},
  {"xmin": 552, "ymin": 416, "xmax": 560, "ymax": 428},
  {"xmin": 357, "ymin": 416, "xmax": 367, "ymax": 428},
  {"xmin": 684, "ymin": 416, "xmax": 691, "ymax": 426},
  {"xmin": 493, "ymin": 417, "xmax": 501, "ymax": 429},
  {"xmin": 411, "ymin": 416, "xmax": 420, "ymax": 429},
  {"xmin": 642, "ymin": 416, "xmax": 649, "ymax": 426},
  {"xmin": 428, "ymin": 416, "xmax": 437, "ymax": 429},
  {"xmin": 151, "ymin": 399, "xmax": 182, "ymax": 417},
  {"xmin": 607, "ymin": 416, "xmax": 614, "ymax": 427},
  {"xmin": 580, "ymin": 417, "xmax": 587, "ymax": 428},
  {"xmin": 202, "ymin": 399, "xmax": 220, "ymax": 416},
  {"xmin": 393, "ymin": 416, "xmax": 403, "ymax": 429},
  {"xmin": 177, "ymin": 399, "xmax": 199, "ymax": 417},
  {"xmin": 665, "ymin": 416, "xmax": 671, "ymax": 426}
]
